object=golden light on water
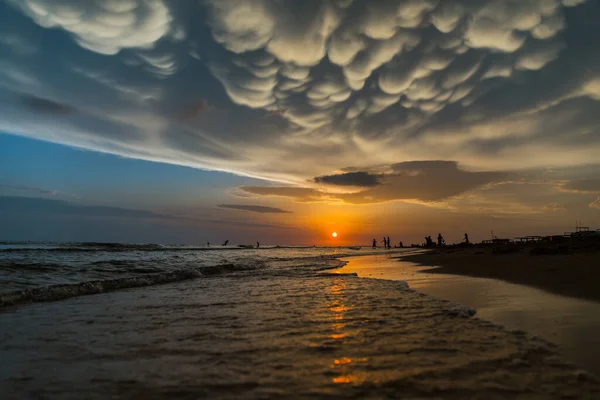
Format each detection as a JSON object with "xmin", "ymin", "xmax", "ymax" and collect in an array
[{"xmin": 332, "ymin": 232, "xmax": 337, "ymax": 237}]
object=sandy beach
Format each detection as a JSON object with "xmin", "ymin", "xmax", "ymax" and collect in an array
[{"xmin": 401, "ymin": 247, "xmax": 600, "ymax": 302}]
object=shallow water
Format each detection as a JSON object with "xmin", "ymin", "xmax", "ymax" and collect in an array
[
  {"xmin": 0, "ymin": 242, "xmax": 417, "ymax": 306},
  {"xmin": 2, "ymin": 274, "xmax": 598, "ymax": 399},
  {"xmin": 3, "ymin": 245, "xmax": 600, "ymax": 398},
  {"xmin": 338, "ymin": 254, "xmax": 600, "ymax": 376}
]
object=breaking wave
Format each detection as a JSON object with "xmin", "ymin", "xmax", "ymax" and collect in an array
[{"xmin": 0, "ymin": 261, "xmax": 266, "ymax": 308}]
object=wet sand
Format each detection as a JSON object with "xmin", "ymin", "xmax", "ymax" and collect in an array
[
  {"xmin": 337, "ymin": 254, "xmax": 600, "ymax": 376},
  {"xmin": 402, "ymin": 247, "xmax": 600, "ymax": 302},
  {"xmin": 2, "ymin": 273, "xmax": 599, "ymax": 399}
]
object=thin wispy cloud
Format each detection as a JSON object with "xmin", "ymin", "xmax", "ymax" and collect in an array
[
  {"xmin": 0, "ymin": 184, "xmax": 57, "ymax": 196},
  {"xmin": 218, "ymin": 204, "xmax": 292, "ymax": 214}
]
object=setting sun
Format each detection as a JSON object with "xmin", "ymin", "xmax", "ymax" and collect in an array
[{"xmin": 332, "ymin": 232, "xmax": 338, "ymax": 238}]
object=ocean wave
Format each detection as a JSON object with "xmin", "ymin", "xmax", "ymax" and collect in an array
[
  {"xmin": 0, "ymin": 270, "xmax": 200, "ymax": 307},
  {"xmin": 0, "ymin": 261, "xmax": 265, "ymax": 308},
  {"xmin": 0, "ymin": 260, "xmax": 66, "ymax": 272}
]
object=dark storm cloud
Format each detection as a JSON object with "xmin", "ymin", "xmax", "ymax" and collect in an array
[
  {"xmin": 218, "ymin": 204, "xmax": 292, "ymax": 214},
  {"xmin": 314, "ymin": 171, "xmax": 382, "ymax": 187},
  {"xmin": 1, "ymin": 0, "xmax": 599, "ymax": 182}
]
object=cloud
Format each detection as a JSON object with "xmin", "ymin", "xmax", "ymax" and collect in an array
[
  {"xmin": 10, "ymin": 0, "xmax": 173, "ymax": 55},
  {"xmin": 0, "ymin": 196, "xmax": 174, "ymax": 220},
  {"xmin": 562, "ymin": 179, "xmax": 600, "ymax": 193},
  {"xmin": 0, "ymin": 184, "xmax": 57, "ymax": 196},
  {"xmin": 239, "ymin": 187, "xmax": 327, "ymax": 203},
  {"xmin": 20, "ymin": 95, "xmax": 78, "ymax": 115},
  {"xmin": 314, "ymin": 171, "xmax": 382, "ymax": 187},
  {"xmin": 241, "ymin": 161, "xmax": 510, "ymax": 205},
  {"xmin": 218, "ymin": 204, "xmax": 292, "ymax": 214},
  {"xmin": 336, "ymin": 161, "xmax": 510, "ymax": 204},
  {"xmin": 1, "ymin": 0, "xmax": 599, "ymax": 188},
  {"xmin": 543, "ymin": 202, "xmax": 567, "ymax": 212},
  {"xmin": 589, "ymin": 197, "xmax": 600, "ymax": 209}
]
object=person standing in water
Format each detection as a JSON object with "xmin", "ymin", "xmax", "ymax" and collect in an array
[
  {"xmin": 372, "ymin": 238, "xmax": 377, "ymax": 248},
  {"xmin": 387, "ymin": 236, "xmax": 391, "ymax": 249},
  {"xmin": 463, "ymin": 233, "xmax": 469, "ymax": 244}
]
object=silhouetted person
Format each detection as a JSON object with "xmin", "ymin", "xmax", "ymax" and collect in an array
[
  {"xmin": 437, "ymin": 233, "xmax": 444, "ymax": 247},
  {"xmin": 382, "ymin": 237, "xmax": 387, "ymax": 248},
  {"xmin": 256, "ymin": 242, "xmax": 260, "ymax": 248},
  {"xmin": 387, "ymin": 236, "xmax": 391, "ymax": 249},
  {"xmin": 425, "ymin": 236, "xmax": 433, "ymax": 247},
  {"xmin": 399, "ymin": 241, "xmax": 403, "ymax": 248},
  {"xmin": 463, "ymin": 233, "xmax": 469, "ymax": 244},
  {"xmin": 372, "ymin": 238, "xmax": 377, "ymax": 248},
  {"xmin": 207, "ymin": 241, "xmax": 210, "ymax": 247},
  {"xmin": 222, "ymin": 240, "xmax": 229, "ymax": 246}
]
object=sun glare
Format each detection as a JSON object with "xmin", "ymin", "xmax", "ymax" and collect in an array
[{"xmin": 332, "ymin": 232, "xmax": 338, "ymax": 238}]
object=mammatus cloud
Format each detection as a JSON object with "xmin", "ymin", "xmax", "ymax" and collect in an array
[
  {"xmin": 242, "ymin": 161, "xmax": 510, "ymax": 205},
  {"xmin": 314, "ymin": 171, "xmax": 382, "ymax": 187},
  {"xmin": 1, "ymin": 0, "xmax": 599, "ymax": 185},
  {"xmin": 218, "ymin": 204, "xmax": 291, "ymax": 214},
  {"xmin": 10, "ymin": 0, "xmax": 174, "ymax": 55}
]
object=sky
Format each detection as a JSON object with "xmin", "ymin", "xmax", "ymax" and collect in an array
[{"xmin": 0, "ymin": 0, "xmax": 599, "ymax": 245}]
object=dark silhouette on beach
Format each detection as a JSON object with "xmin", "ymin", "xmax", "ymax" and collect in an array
[
  {"xmin": 387, "ymin": 236, "xmax": 391, "ymax": 249},
  {"xmin": 437, "ymin": 233, "xmax": 445, "ymax": 247},
  {"xmin": 399, "ymin": 241, "xmax": 403, "ymax": 248},
  {"xmin": 256, "ymin": 242, "xmax": 260, "ymax": 248},
  {"xmin": 207, "ymin": 241, "xmax": 210, "ymax": 247},
  {"xmin": 425, "ymin": 236, "xmax": 433, "ymax": 247},
  {"xmin": 372, "ymin": 239, "xmax": 377, "ymax": 248},
  {"xmin": 222, "ymin": 240, "xmax": 229, "ymax": 246},
  {"xmin": 464, "ymin": 233, "xmax": 470, "ymax": 244}
]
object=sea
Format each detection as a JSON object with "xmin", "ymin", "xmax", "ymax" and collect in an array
[
  {"xmin": 1, "ymin": 242, "xmax": 599, "ymax": 398},
  {"xmin": 0, "ymin": 242, "xmax": 396, "ymax": 306}
]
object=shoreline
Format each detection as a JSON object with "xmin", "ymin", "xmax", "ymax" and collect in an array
[
  {"xmin": 336, "ymin": 253, "xmax": 600, "ymax": 377},
  {"xmin": 399, "ymin": 247, "xmax": 600, "ymax": 303}
]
